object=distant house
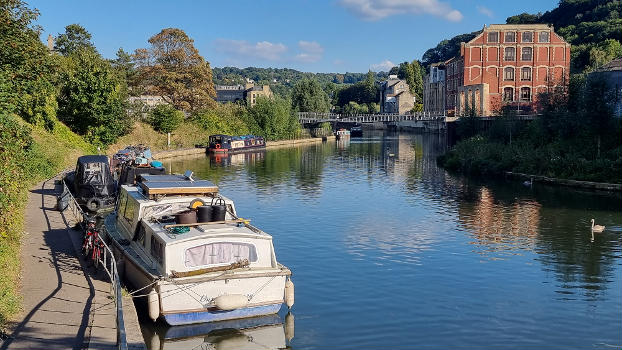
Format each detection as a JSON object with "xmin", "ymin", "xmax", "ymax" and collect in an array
[
  {"xmin": 379, "ymin": 76, "xmax": 415, "ymax": 114},
  {"xmin": 423, "ymin": 62, "xmax": 446, "ymax": 115},
  {"xmin": 215, "ymin": 83, "xmax": 272, "ymax": 107},
  {"xmin": 129, "ymin": 95, "xmax": 166, "ymax": 108},
  {"xmin": 588, "ymin": 58, "xmax": 622, "ymax": 118}
]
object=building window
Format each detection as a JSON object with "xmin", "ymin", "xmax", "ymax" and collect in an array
[
  {"xmin": 488, "ymin": 32, "xmax": 499, "ymax": 43},
  {"xmin": 522, "ymin": 47, "xmax": 533, "ymax": 61},
  {"xmin": 521, "ymin": 67, "xmax": 532, "ymax": 81},
  {"xmin": 520, "ymin": 87, "xmax": 531, "ymax": 101},
  {"xmin": 539, "ymin": 32, "xmax": 550, "ymax": 43},
  {"xmin": 505, "ymin": 32, "xmax": 516, "ymax": 43},
  {"xmin": 504, "ymin": 47, "xmax": 516, "ymax": 61},
  {"xmin": 504, "ymin": 67, "xmax": 515, "ymax": 81},
  {"xmin": 503, "ymin": 87, "xmax": 514, "ymax": 102},
  {"xmin": 522, "ymin": 32, "xmax": 533, "ymax": 43}
]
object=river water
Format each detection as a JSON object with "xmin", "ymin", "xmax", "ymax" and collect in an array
[{"xmin": 141, "ymin": 131, "xmax": 622, "ymax": 349}]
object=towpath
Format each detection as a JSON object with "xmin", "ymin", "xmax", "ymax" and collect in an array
[{"xmin": 1, "ymin": 179, "xmax": 120, "ymax": 349}]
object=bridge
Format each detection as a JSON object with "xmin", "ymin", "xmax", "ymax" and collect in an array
[{"xmin": 298, "ymin": 112, "xmax": 446, "ymax": 124}]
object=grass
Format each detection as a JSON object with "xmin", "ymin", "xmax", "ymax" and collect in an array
[{"xmin": 0, "ymin": 118, "xmax": 95, "ymax": 328}]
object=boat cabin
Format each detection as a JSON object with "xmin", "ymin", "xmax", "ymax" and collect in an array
[
  {"xmin": 112, "ymin": 176, "xmax": 278, "ymax": 278},
  {"xmin": 64, "ymin": 155, "xmax": 116, "ymax": 212}
]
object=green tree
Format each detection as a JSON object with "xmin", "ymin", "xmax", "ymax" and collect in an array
[
  {"xmin": 588, "ymin": 39, "xmax": 622, "ymax": 71},
  {"xmin": 54, "ymin": 23, "xmax": 94, "ymax": 56},
  {"xmin": 149, "ymin": 104, "xmax": 184, "ymax": 134},
  {"xmin": 0, "ymin": 0, "xmax": 57, "ymax": 129},
  {"xmin": 247, "ymin": 96, "xmax": 298, "ymax": 140},
  {"xmin": 57, "ymin": 48, "xmax": 130, "ymax": 146},
  {"xmin": 134, "ymin": 28, "xmax": 216, "ymax": 112},
  {"xmin": 291, "ymin": 79, "xmax": 330, "ymax": 112}
]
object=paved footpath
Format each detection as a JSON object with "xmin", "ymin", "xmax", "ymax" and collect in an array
[{"xmin": 0, "ymin": 179, "xmax": 141, "ymax": 350}]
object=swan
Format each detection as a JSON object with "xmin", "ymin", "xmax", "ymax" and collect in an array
[
  {"xmin": 523, "ymin": 177, "xmax": 533, "ymax": 187},
  {"xmin": 591, "ymin": 219, "xmax": 605, "ymax": 233}
]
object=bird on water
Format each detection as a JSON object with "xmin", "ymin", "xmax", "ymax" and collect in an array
[{"xmin": 591, "ymin": 219, "xmax": 605, "ymax": 233}]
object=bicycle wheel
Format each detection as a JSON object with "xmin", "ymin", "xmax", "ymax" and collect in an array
[{"xmin": 93, "ymin": 246, "xmax": 101, "ymax": 268}]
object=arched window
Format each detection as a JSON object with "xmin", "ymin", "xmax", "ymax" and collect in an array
[
  {"xmin": 504, "ymin": 47, "xmax": 515, "ymax": 60},
  {"xmin": 504, "ymin": 67, "xmax": 515, "ymax": 81},
  {"xmin": 520, "ymin": 87, "xmax": 531, "ymax": 101},
  {"xmin": 521, "ymin": 67, "xmax": 532, "ymax": 81},
  {"xmin": 503, "ymin": 87, "xmax": 514, "ymax": 102}
]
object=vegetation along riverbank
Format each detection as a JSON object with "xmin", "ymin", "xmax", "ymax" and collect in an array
[{"xmin": 438, "ymin": 75, "xmax": 622, "ymax": 185}]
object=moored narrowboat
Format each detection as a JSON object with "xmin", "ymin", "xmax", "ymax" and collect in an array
[{"xmin": 208, "ymin": 135, "xmax": 266, "ymax": 154}]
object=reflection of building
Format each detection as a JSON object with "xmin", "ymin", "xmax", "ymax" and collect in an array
[
  {"xmin": 379, "ymin": 76, "xmax": 415, "ymax": 114},
  {"xmin": 588, "ymin": 58, "xmax": 622, "ymax": 118},
  {"xmin": 458, "ymin": 187, "xmax": 541, "ymax": 253},
  {"xmin": 215, "ymin": 83, "xmax": 273, "ymax": 107}
]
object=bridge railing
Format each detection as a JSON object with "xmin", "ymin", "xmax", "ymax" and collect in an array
[
  {"xmin": 298, "ymin": 112, "xmax": 446, "ymax": 123},
  {"xmin": 59, "ymin": 180, "xmax": 128, "ymax": 350}
]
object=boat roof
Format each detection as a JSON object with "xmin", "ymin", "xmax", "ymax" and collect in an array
[
  {"xmin": 137, "ymin": 175, "xmax": 219, "ymax": 197},
  {"xmin": 77, "ymin": 155, "xmax": 109, "ymax": 163},
  {"xmin": 147, "ymin": 221, "xmax": 271, "ymax": 245}
]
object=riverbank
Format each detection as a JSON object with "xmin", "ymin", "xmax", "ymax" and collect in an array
[
  {"xmin": 0, "ymin": 117, "xmax": 96, "ymax": 328},
  {"xmin": 153, "ymin": 136, "xmax": 335, "ymax": 159},
  {"xmin": 504, "ymin": 171, "xmax": 622, "ymax": 191}
]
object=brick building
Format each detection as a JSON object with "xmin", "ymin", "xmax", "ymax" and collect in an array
[{"xmin": 457, "ymin": 24, "xmax": 570, "ymax": 116}]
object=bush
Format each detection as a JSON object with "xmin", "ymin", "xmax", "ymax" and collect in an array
[{"xmin": 149, "ymin": 104, "xmax": 184, "ymax": 134}]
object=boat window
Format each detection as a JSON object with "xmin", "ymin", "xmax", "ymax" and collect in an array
[
  {"xmin": 118, "ymin": 190, "xmax": 128, "ymax": 216},
  {"xmin": 151, "ymin": 236, "xmax": 164, "ymax": 265},
  {"xmin": 184, "ymin": 242, "xmax": 257, "ymax": 268},
  {"xmin": 83, "ymin": 162, "xmax": 103, "ymax": 184},
  {"xmin": 123, "ymin": 196, "xmax": 135, "ymax": 224},
  {"xmin": 134, "ymin": 223, "xmax": 146, "ymax": 247}
]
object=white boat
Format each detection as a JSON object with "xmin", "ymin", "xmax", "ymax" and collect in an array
[
  {"xmin": 335, "ymin": 129, "xmax": 350, "ymax": 140},
  {"xmin": 102, "ymin": 172, "xmax": 294, "ymax": 325}
]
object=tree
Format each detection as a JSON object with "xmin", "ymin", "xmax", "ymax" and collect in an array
[
  {"xmin": 588, "ymin": 39, "xmax": 622, "ymax": 71},
  {"xmin": 291, "ymin": 79, "xmax": 330, "ymax": 113},
  {"xmin": 134, "ymin": 28, "xmax": 216, "ymax": 112},
  {"xmin": 149, "ymin": 104, "xmax": 184, "ymax": 134},
  {"xmin": 247, "ymin": 96, "xmax": 298, "ymax": 140},
  {"xmin": 57, "ymin": 48, "xmax": 130, "ymax": 146},
  {"xmin": 0, "ymin": 0, "xmax": 57, "ymax": 129},
  {"xmin": 54, "ymin": 24, "xmax": 94, "ymax": 56}
]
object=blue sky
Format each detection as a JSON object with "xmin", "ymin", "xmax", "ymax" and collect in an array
[{"xmin": 30, "ymin": 0, "xmax": 557, "ymax": 73}]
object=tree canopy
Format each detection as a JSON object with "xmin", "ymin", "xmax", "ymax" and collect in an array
[
  {"xmin": 54, "ymin": 24, "xmax": 94, "ymax": 56},
  {"xmin": 134, "ymin": 28, "xmax": 216, "ymax": 111},
  {"xmin": 0, "ymin": 0, "xmax": 57, "ymax": 129},
  {"xmin": 291, "ymin": 79, "xmax": 331, "ymax": 113}
]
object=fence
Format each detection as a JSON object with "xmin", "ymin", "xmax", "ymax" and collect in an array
[
  {"xmin": 298, "ymin": 112, "xmax": 446, "ymax": 123},
  {"xmin": 59, "ymin": 181, "xmax": 128, "ymax": 350}
]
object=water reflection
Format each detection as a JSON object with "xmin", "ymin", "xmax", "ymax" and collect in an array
[
  {"xmin": 164, "ymin": 131, "xmax": 622, "ymax": 349},
  {"xmin": 142, "ymin": 313, "xmax": 294, "ymax": 350}
]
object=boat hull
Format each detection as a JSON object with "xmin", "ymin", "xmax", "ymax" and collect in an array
[{"xmin": 163, "ymin": 304, "xmax": 282, "ymax": 326}]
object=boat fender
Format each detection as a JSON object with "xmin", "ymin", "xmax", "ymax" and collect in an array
[
  {"xmin": 86, "ymin": 198, "xmax": 101, "ymax": 211},
  {"xmin": 147, "ymin": 289, "xmax": 159, "ymax": 322},
  {"xmin": 285, "ymin": 278, "xmax": 294, "ymax": 308},
  {"xmin": 214, "ymin": 294, "xmax": 248, "ymax": 311},
  {"xmin": 285, "ymin": 311, "xmax": 295, "ymax": 342}
]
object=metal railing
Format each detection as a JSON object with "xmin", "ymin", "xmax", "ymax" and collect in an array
[
  {"xmin": 59, "ymin": 180, "xmax": 128, "ymax": 350},
  {"xmin": 298, "ymin": 112, "xmax": 446, "ymax": 123}
]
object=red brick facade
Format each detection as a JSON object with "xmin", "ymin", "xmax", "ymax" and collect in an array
[{"xmin": 456, "ymin": 24, "xmax": 570, "ymax": 116}]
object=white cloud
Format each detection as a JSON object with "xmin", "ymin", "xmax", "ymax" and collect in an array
[
  {"xmin": 214, "ymin": 39, "xmax": 287, "ymax": 61},
  {"xmin": 339, "ymin": 0, "xmax": 463, "ymax": 22},
  {"xmin": 370, "ymin": 59, "xmax": 396, "ymax": 72},
  {"xmin": 477, "ymin": 5, "xmax": 493, "ymax": 18},
  {"xmin": 294, "ymin": 40, "xmax": 324, "ymax": 63}
]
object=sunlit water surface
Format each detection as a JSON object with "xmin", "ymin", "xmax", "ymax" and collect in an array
[{"xmin": 140, "ymin": 132, "xmax": 622, "ymax": 350}]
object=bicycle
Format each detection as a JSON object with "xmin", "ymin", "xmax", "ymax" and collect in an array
[{"xmin": 82, "ymin": 219, "xmax": 97, "ymax": 258}]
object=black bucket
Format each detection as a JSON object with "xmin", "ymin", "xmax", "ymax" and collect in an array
[
  {"xmin": 197, "ymin": 205, "xmax": 214, "ymax": 223},
  {"xmin": 212, "ymin": 198, "xmax": 226, "ymax": 222},
  {"xmin": 175, "ymin": 210, "xmax": 197, "ymax": 225}
]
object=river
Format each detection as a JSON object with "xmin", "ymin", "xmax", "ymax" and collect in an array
[{"xmin": 139, "ymin": 131, "xmax": 622, "ymax": 350}]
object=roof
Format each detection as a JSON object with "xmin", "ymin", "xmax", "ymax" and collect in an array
[
  {"xmin": 596, "ymin": 58, "xmax": 622, "ymax": 72},
  {"xmin": 486, "ymin": 24, "xmax": 552, "ymax": 31},
  {"xmin": 77, "ymin": 155, "xmax": 109, "ymax": 164}
]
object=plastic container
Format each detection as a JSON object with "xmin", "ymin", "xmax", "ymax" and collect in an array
[
  {"xmin": 197, "ymin": 205, "xmax": 214, "ymax": 223},
  {"xmin": 175, "ymin": 210, "xmax": 197, "ymax": 225}
]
